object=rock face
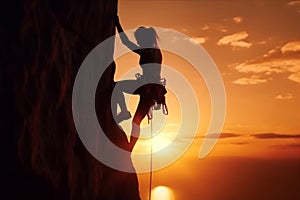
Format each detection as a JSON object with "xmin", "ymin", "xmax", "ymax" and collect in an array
[{"xmin": 1, "ymin": 0, "xmax": 140, "ymax": 199}]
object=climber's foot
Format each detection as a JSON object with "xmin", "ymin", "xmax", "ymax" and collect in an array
[{"xmin": 116, "ymin": 111, "xmax": 131, "ymax": 123}]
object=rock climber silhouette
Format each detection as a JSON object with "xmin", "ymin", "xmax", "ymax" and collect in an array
[{"xmin": 112, "ymin": 16, "xmax": 167, "ymax": 151}]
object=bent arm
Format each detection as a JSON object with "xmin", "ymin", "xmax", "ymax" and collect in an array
[{"xmin": 114, "ymin": 16, "xmax": 140, "ymax": 53}]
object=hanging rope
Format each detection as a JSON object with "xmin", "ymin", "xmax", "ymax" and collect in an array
[{"xmin": 149, "ymin": 107, "xmax": 154, "ymax": 200}]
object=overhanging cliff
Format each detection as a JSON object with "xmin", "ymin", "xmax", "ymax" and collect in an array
[{"xmin": 1, "ymin": 0, "xmax": 140, "ymax": 199}]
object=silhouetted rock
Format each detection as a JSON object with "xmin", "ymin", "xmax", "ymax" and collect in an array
[{"xmin": 1, "ymin": 0, "xmax": 140, "ymax": 199}]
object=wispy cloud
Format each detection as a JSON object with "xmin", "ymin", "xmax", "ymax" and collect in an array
[
  {"xmin": 288, "ymin": 1, "xmax": 300, "ymax": 6},
  {"xmin": 181, "ymin": 28, "xmax": 188, "ymax": 32},
  {"xmin": 234, "ymin": 58, "xmax": 300, "ymax": 74},
  {"xmin": 192, "ymin": 133, "xmax": 241, "ymax": 140},
  {"xmin": 263, "ymin": 49, "xmax": 277, "ymax": 57},
  {"xmin": 288, "ymin": 72, "xmax": 300, "ymax": 83},
  {"xmin": 184, "ymin": 36, "xmax": 207, "ymax": 45},
  {"xmin": 191, "ymin": 37, "xmax": 207, "ymax": 44},
  {"xmin": 207, "ymin": 133, "xmax": 241, "ymax": 139},
  {"xmin": 233, "ymin": 76, "xmax": 268, "ymax": 85},
  {"xmin": 202, "ymin": 25, "xmax": 209, "ymax": 31},
  {"xmin": 217, "ymin": 31, "xmax": 252, "ymax": 49},
  {"xmin": 231, "ymin": 41, "xmax": 300, "ymax": 84},
  {"xmin": 281, "ymin": 41, "xmax": 300, "ymax": 53},
  {"xmin": 232, "ymin": 16, "xmax": 243, "ymax": 24},
  {"xmin": 231, "ymin": 41, "xmax": 252, "ymax": 48},
  {"xmin": 230, "ymin": 141, "xmax": 250, "ymax": 145},
  {"xmin": 220, "ymin": 28, "xmax": 228, "ymax": 33},
  {"xmin": 251, "ymin": 133, "xmax": 300, "ymax": 139},
  {"xmin": 276, "ymin": 93, "xmax": 293, "ymax": 100},
  {"xmin": 218, "ymin": 32, "xmax": 249, "ymax": 44},
  {"xmin": 201, "ymin": 23, "xmax": 228, "ymax": 33}
]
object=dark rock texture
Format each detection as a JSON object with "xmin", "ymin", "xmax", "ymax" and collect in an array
[{"xmin": 0, "ymin": 0, "xmax": 140, "ymax": 199}]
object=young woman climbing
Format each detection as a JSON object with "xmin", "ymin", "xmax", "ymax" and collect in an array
[{"xmin": 113, "ymin": 16, "xmax": 167, "ymax": 151}]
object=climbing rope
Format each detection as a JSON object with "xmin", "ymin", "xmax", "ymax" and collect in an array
[{"xmin": 149, "ymin": 106, "xmax": 154, "ymax": 200}]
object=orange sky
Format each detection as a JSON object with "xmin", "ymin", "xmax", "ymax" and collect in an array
[
  {"xmin": 117, "ymin": 0, "xmax": 300, "ymax": 133},
  {"xmin": 115, "ymin": 1, "xmax": 300, "ymax": 199},
  {"xmin": 115, "ymin": 0, "xmax": 300, "ymax": 158}
]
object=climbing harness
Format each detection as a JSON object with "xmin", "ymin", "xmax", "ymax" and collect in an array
[{"xmin": 134, "ymin": 73, "xmax": 168, "ymax": 123}]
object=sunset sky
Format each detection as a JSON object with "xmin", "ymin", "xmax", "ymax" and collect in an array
[{"xmin": 115, "ymin": 1, "xmax": 300, "ymax": 199}]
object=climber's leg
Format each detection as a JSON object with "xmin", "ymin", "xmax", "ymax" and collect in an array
[
  {"xmin": 113, "ymin": 80, "xmax": 141, "ymax": 123},
  {"xmin": 129, "ymin": 98, "xmax": 153, "ymax": 151},
  {"xmin": 113, "ymin": 90, "xmax": 131, "ymax": 123}
]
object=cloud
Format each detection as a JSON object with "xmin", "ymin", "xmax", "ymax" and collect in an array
[
  {"xmin": 288, "ymin": 72, "xmax": 300, "ymax": 83},
  {"xmin": 202, "ymin": 25, "xmax": 209, "ymax": 31},
  {"xmin": 220, "ymin": 28, "xmax": 228, "ymax": 33},
  {"xmin": 231, "ymin": 41, "xmax": 252, "ymax": 48},
  {"xmin": 263, "ymin": 49, "xmax": 277, "ymax": 57},
  {"xmin": 258, "ymin": 40, "xmax": 267, "ymax": 45},
  {"xmin": 281, "ymin": 41, "xmax": 300, "ymax": 53},
  {"xmin": 191, "ymin": 37, "xmax": 207, "ymax": 44},
  {"xmin": 217, "ymin": 31, "xmax": 252, "ymax": 49},
  {"xmin": 201, "ymin": 23, "xmax": 228, "ymax": 33},
  {"xmin": 233, "ymin": 16, "xmax": 243, "ymax": 24},
  {"xmin": 212, "ymin": 133, "xmax": 241, "ymax": 139},
  {"xmin": 276, "ymin": 93, "xmax": 293, "ymax": 100},
  {"xmin": 251, "ymin": 133, "xmax": 300, "ymax": 139},
  {"xmin": 232, "ymin": 41, "xmax": 300, "ymax": 84},
  {"xmin": 288, "ymin": 1, "xmax": 300, "ymax": 6},
  {"xmin": 231, "ymin": 142, "xmax": 250, "ymax": 145},
  {"xmin": 257, "ymin": 37, "xmax": 273, "ymax": 46},
  {"xmin": 195, "ymin": 133, "xmax": 241, "ymax": 140},
  {"xmin": 235, "ymin": 58, "xmax": 300, "ymax": 74},
  {"xmin": 218, "ymin": 31, "xmax": 248, "ymax": 44},
  {"xmin": 234, "ymin": 58, "xmax": 300, "ymax": 83},
  {"xmin": 233, "ymin": 76, "xmax": 268, "ymax": 85},
  {"xmin": 181, "ymin": 28, "xmax": 188, "ymax": 32}
]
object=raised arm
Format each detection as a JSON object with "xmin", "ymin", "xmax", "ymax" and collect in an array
[{"xmin": 114, "ymin": 16, "xmax": 140, "ymax": 53}]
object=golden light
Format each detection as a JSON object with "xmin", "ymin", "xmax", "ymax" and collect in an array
[{"xmin": 151, "ymin": 186, "xmax": 175, "ymax": 200}]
